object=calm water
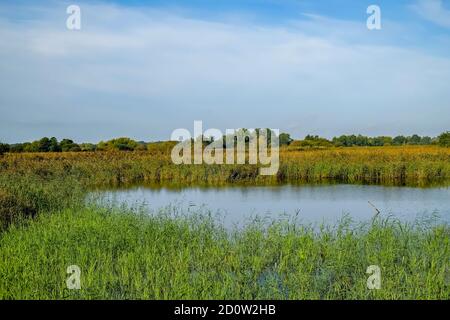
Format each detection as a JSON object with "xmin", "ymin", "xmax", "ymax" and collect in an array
[{"xmin": 96, "ymin": 185, "xmax": 450, "ymax": 226}]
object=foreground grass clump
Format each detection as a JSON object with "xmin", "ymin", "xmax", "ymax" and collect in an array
[
  {"xmin": 0, "ymin": 208, "xmax": 448, "ymax": 299},
  {"xmin": 0, "ymin": 174, "xmax": 83, "ymax": 231}
]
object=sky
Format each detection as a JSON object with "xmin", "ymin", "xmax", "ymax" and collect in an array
[{"xmin": 0, "ymin": 0, "xmax": 449, "ymax": 143}]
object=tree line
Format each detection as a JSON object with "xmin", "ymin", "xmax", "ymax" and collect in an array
[
  {"xmin": 291, "ymin": 133, "xmax": 450, "ymax": 148},
  {"xmin": 0, "ymin": 132, "xmax": 449, "ymax": 154}
]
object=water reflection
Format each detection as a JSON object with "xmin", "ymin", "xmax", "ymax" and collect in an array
[{"xmin": 94, "ymin": 184, "xmax": 450, "ymax": 226}]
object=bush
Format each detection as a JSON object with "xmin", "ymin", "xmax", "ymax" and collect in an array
[
  {"xmin": 97, "ymin": 137, "xmax": 138, "ymax": 151},
  {"xmin": 289, "ymin": 135, "xmax": 333, "ymax": 149}
]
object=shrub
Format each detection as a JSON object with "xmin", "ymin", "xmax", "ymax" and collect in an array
[{"xmin": 97, "ymin": 137, "xmax": 138, "ymax": 151}]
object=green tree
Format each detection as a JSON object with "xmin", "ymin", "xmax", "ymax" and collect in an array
[
  {"xmin": 355, "ymin": 135, "xmax": 369, "ymax": 146},
  {"xmin": 407, "ymin": 134, "xmax": 422, "ymax": 145},
  {"xmin": 49, "ymin": 137, "xmax": 61, "ymax": 152},
  {"xmin": 8, "ymin": 144, "xmax": 25, "ymax": 153},
  {"xmin": 23, "ymin": 137, "xmax": 53, "ymax": 152},
  {"xmin": 279, "ymin": 133, "xmax": 293, "ymax": 146},
  {"xmin": 393, "ymin": 136, "xmax": 407, "ymax": 145},
  {"xmin": 23, "ymin": 141, "xmax": 40, "ymax": 152},
  {"xmin": 0, "ymin": 142, "xmax": 9, "ymax": 155},
  {"xmin": 371, "ymin": 136, "xmax": 392, "ymax": 146},
  {"xmin": 38, "ymin": 137, "xmax": 51, "ymax": 152},
  {"xmin": 420, "ymin": 136, "xmax": 432, "ymax": 145},
  {"xmin": 59, "ymin": 139, "xmax": 80, "ymax": 152},
  {"xmin": 438, "ymin": 131, "xmax": 450, "ymax": 147},
  {"xmin": 332, "ymin": 135, "xmax": 354, "ymax": 146}
]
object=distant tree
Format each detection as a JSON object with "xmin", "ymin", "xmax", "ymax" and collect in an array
[
  {"xmin": 23, "ymin": 141, "xmax": 39, "ymax": 152},
  {"xmin": 355, "ymin": 135, "xmax": 369, "ymax": 146},
  {"xmin": 96, "ymin": 141, "xmax": 108, "ymax": 151},
  {"xmin": 20, "ymin": 137, "xmax": 58, "ymax": 152},
  {"xmin": 332, "ymin": 135, "xmax": 356, "ymax": 147},
  {"xmin": 332, "ymin": 134, "xmax": 434, "ymax": 147},
  {"xmin": 383, "ymin": 136, "xmax": 393, "ymax": 145},
  {"xmin": 294, "ymin": 135, "xmax": 333, "ymax": 148},
  {"xmin": 393, "ymin": 135, "xmax": 407, "ymax": 145},
  {"xmin": 0, "ymin": 142, "xmax": 9, "ymax": 155},
  {"xmin": 407, "ymin": 134, "xmax": 422, "ymax": 145},
  {"xmin": 347, "ymin": 135, "xmax": 357, "ymax": 146},
  {"xmin": 8, "ymin": 143, "xmax": 25, "ymax": 153},
  {"xmin": 371, "ymin": 137, "xmax": 383, "ymax": 146},
  {"xmin": 279, "ymin": 133, "xmax": 293, "ymax": 146},
  {"xmin": 332, "ymin": 136, "xmax": 344, "ymax": 147},
  {"xmin": 59, "ymin": 139, "xmax": 80, "ymax": 152},
  {"xmin": 420, "ymin": 136, "xmax": 432, "ymax": 145},
  {"xmin": 438, "ymin": 131, "xmax": 450, "ymax": 147},
  {"xmin": 371, "ymin": 136, "xmax": 392, "ymax": 146},
  {"xmin": 49, "ymin": 137, "xmax": 61, "ymax": 152},
  {"xmin": 431, "ymin": 137, "xmax": 439, "ymax": 145},
  {"xmin": 38, "ymin": 137, "xmax": 51, "ymax": 152}
]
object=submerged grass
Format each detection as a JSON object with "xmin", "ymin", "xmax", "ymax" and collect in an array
[{"xmin": 0, "ymin": 207, "xmax": 448, "ymax": 299}]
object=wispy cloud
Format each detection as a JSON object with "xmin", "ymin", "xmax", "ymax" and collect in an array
[{"xmin": 413, "ymin": 0, "xmax": 450, "ymax": 28}]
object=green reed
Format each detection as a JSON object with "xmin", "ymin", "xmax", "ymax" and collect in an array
[{"xmin": 0, "ymin": 207, "xmax": 448, "ymax": 299}]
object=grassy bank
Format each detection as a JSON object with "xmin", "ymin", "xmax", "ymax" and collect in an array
[{"xmin": 0, "ymin": 207, "xmax": 448, "ymax": 299}]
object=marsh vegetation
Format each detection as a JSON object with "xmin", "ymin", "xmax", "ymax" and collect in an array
[{"xmin": 0, "ymin": 145, "xmax": 449, "ymax": 299}]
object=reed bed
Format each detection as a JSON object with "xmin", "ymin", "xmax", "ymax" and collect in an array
[
  {"xmin": 1, "ymin": 146, "xmax": 449, "ymax": 187},
  {"xmin": 0, "ymin": 207, "xmax": 448, "ymax": 299}
]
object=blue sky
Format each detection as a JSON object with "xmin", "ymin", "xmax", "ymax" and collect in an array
[{"xmin": 0, "ymin": 0, "xmax": 449, "ymax": 143}]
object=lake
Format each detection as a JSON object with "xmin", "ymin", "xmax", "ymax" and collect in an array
[{"xmin": 94, "ymin": 184, "xmax": 450, "ymax": 227}]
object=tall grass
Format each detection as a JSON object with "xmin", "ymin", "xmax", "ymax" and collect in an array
[
  {"xmin": 0, "ymin": 173, "xmax": 83, "ymax": 230},
  {"xmin": 1, "ymin": 146, "xmax": 449, "ymax": 187},
  {"xmin": 0, "ymin": 207, "xmax": 448, "ymax": 299}
]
